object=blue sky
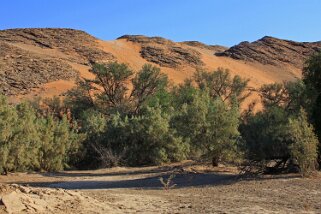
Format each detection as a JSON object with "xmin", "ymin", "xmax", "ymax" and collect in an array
[{"xmin": 1, "ymin": 0, "xmax": 321, "ymax": 46}]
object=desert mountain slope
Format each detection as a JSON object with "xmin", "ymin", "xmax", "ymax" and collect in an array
[
  {"xmin": 216, "ymin": 36, "xmax": 321, "ymax": 67},
  {"xmin": 0, "ymin": 28, "xmax": 319, "ymax": 103}
]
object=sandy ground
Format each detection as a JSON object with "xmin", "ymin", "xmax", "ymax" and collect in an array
[{"xmin": 0, "ymin": 162, "xmax": 321, "ymax": 214}]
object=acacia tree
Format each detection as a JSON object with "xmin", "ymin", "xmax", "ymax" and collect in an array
[
  {"xmin": 259, "ymin": 80, "xmax": 311, "ymax": 114},
  {"xmin": 66, "ymin": 62, "xmax": 186, "ymax": 167},
  {"xmin": 130, "ymin": 64, "xmax": 168, "ymax": 114},
  {"xmin": 91, "ymin": 62, "xmax": 133, "ymax": 111},
  {"xmin": 68, "ymin": 62, "xmax": 168, "ymax": 116},
  {"xmin": 194, "ymin": 68, "xmax": 250, "ymax": 106}
]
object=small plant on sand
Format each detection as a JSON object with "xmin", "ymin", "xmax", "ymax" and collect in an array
[{"xmin": 159, "ymin": 174, "xmax": 176, "ymax": 190}]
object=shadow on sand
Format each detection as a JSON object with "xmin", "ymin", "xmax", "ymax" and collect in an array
[
  {"xmin": 15, "ymin": 162, "xmax": 301, "ymax": 190},
  {"xmin": 24, "ymin": 172, "xmax": 237, "ymax": 190}
]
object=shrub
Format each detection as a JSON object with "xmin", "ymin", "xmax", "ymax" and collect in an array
[
  {"xmin": 172, "ymin": 89, "xmax": 241, "ymax": 166},
  {"xmin": 0, "ymin": 95, "xmax": 82, "ymax": 173},
  {"xmin": 287, "ymin": 109, "xmax": 318, "ymax": 176},
  {"xmin": 106, "ymin": 106, "xmax": 189, "ymax": 166}
]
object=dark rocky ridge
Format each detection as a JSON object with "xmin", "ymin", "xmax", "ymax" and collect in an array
[
  {"xmin": 0, "ymin": 28, "xmax": 115, "ymax": 95},
  {"xmin": 0, "ymin": 28, "xmax": 114, "ymax": 65},
  {"xmin": 181, "ymin": 41, "xmax": 227, "ymax": 53},
  {"xmin": 118, "ymin": 35, "xmax": 204, "ymax": 68},
  {"xmin": 216, "ymin": 36, "xmax": 321, "ymax": 68},
  {"xmin": 0, "ymin": 42, "xmax": 78, "ymax": 95}
]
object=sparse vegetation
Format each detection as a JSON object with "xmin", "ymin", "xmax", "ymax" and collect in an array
[{"xmin": 159, "ymin": 174, "xmax": 177, "ymax": 190}]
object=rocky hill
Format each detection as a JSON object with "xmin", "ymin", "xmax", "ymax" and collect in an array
[
  {"xmin": 0, "ymin": 41, "xmax": 79, "ymax": 95},
  {"xmin": 0, "ymin": 28, "xmax": 114, "ymax": 95},
  {"xmin": 181, "ymin": 41, "xmax": 227, "ymax": 53},
  {"xmin": 0, "ymin": 28, "xmax": 114, "ymax": 65},
  {"xmin": 0, "ymin": 28, "xmax": 320, "ymax": 102},
  {"xmin": 216, "ymin": 36, "xmax": 321, "ymax": 68},
  {"xmin": 117, "ymin": 35, "xmax": 204, "ymax": 68}
]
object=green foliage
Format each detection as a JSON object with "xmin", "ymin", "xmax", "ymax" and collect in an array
[
  {"xmin": 3, "ymin": 59, "xmax": 319, "ymax": 176},
  {"xmin": 302, "ymin": 52, "xmax": 321, "ymax": 166},
  {"xmin": 259, "ymin": 80, "xmax": 311, "ymax": 114},
  {"xmin": 313, "ymin": 95, "xmax": 321, "ymax": 164},
  {"xmin": 91, "ymin": 62, "xmax": 133, "ymax": 111},
  {"xmin": 67, "ymin": 62, "xmax": 169, "ymax": 116},
  {"xmin": 194, "ymin": 68, "xmax": 250, "ymax": 105},
  {"xmin": 9, "ymin": 103, "xmax": 40, "ymax": 171},
  {"xmin": 240, "ymin": 107, "xmax": 290, "ymax": 161},
  {"xmin": 76, "ymin": 109, "xmax": 107, "ymax": 168},
  {"xmin": 105, "ymin": 106, "xmax": 189, "ymax": 166},
  {"xmin": 172, "ymin": 88, "xmax": 241, "ymax": 165},
  {"xmin": 0, "ymin": 96, "xmax": 19, "ymax": 173},
  {"xmin": 0, "ymin": 95, "xmax": 82, "ymax": 173},
  {"xmin": 130, "ymin": 64, "xmax": 168, "ymax": 114},
  {"xmin": 64, "ymin": 79, "xmax": 96, "ymax": 118},
  {"xmin": 241, "ymin": 59, "xmax": 321, "ymax": 173},
  {"xmin": 37, "ymin": 115, "xmax": 81, "ymax": 171},
  {"xmin": 303, "ymin": 51, "xmax": 321, "ymax": 91},
  {"xmin": 287, "ymin": 109, "xmax": 318, "ymax": 176}
]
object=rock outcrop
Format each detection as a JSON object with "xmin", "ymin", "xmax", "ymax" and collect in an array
[
  {"xmin": 216, "ymin": 36, "xmax": 321, "ymax": 68},
  {"xmin": 0, "ymin": 28, "xmax": 115, "ymax": 95},
  {"xmin": 0, "ymin": 42, "xmax": 78, "ymax": 95},
  {"xmin": 181, "ymin": 41, "xmax": 227, "ymax": 53},
  {"xmin": 0, "ymin": 28, "xmax": 114, "ymax": 65},
  {"xmin": 118, "ymin": 35, "xmax": 204, "ymax": 68}
]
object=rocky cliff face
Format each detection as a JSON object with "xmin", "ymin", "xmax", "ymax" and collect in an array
[
  {"xmin": 118, "ymin": 35, "xmax": 204, "ymax": 68},
  {"xmin": 216, "ymin": 36, "xmax": 321, "ymax": 68},
  {"xmin": 0, "ymin": 28, "xmax": 115, "ymax": 95},
  {"xmin": 0, "ymin": 41, "xmax": 78, "ymax": 95},
  {"xmin": 0, "ymin": 28, "xmax": 114, "ymax": 65}
]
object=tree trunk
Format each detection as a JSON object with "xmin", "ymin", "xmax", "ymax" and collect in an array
[{"xmin": 212, "ymin": 157, "xmax": 219, "ymax": 167}]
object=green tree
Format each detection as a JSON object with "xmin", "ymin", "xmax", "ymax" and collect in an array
[
  {"xmin": 130, "ymin": 64, "xmax": 168, "ymax": 114},
  {"xmin": 303, "ymin": 51, "xmax": 321, "ymax": 91},
  {"xmin": 37, "ymin": 115, "xmax": 81, "ymax": 171},
  {"xmin": 67, "ymin": 62, "xmax": 169, "ymax": 116},
  {"xmin": 259, "ymin": 80, "xmax": 311, "ymax": 114},
  {"xmin": 77, "ymin": 109, "xmax": 108, "ymax": 169},
  {"xmin": 240, "ymin": 106, "xmax": 290, "ymax": 163},
  {"xmin": 302, "ymin": 52, "xmax": 321, "ymax": 165},
  {"xmin": 172, "ymin": 89, "xmax": 241, "ymax": 166},
  {"xmin": 288, "ymin": 109, "xmax": 318, "ymax": 176},
  {"xmin": 0, "ymin": 95, "xmax": 18, "ymax": 174},
  {"xmin": 105, "ymin": 106, "xmax": 189, "ymax": 166},
  {"xmin": 10, "ymin": 103, "xmax": 40, "ymax": 171},
  {"xmin": 194, "ymin": 68, "xmax": 250, "ymax": 106}
]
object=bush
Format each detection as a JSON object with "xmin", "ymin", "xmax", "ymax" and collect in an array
[
  {"xmin": 105, "ymin": 106, "xmax": 189, "ymax": 166},
  {"xmin": 0, "ymin": 95, "xmax": 82, "ymax": 173},
  {"xmin": 172, "ymin": 88, "xmax": 241, "ymax": 166},
  {"xmin": 240, "ymin": 106, "xmax": 290, "ymax": 162},
  {"xmin": 287, "ymin": 109, "xmax": 318, "ymax": 176},
  {"xmin": 303, "ymin": 51, "xmax": 321, "ymax": 166},
  {"xmin": 37, "ymin": 115, "xmax": 81, "ymax": 171}
]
